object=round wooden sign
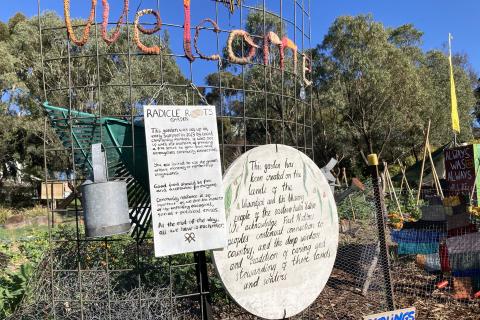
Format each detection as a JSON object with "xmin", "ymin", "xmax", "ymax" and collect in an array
[{"xmin": 213, "ymin": 144, "xmax": 339, "ymax": 319}]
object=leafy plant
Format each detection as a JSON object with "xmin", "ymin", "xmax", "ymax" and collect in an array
[{"xmin": 0, "ymin": 263, "xmax": 33, "ymax": 318}]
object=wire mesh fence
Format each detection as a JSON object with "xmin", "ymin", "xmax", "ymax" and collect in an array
[{"xmin": 384, "ymin": 186, "xmax": 480, "ymax": 319}]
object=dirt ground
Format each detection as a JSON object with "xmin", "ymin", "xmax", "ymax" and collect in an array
[{"xmin": 309, "ymin": 260, "xmax": 480, "ymax": 320}]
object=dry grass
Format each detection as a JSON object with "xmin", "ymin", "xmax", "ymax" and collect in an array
[{"xmin": 0, "ymin": 205, "xmax": 47, "ymax": 224}]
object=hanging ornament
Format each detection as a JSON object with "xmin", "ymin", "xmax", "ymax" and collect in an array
[
  {"xmin": 219, "ymin": 0, "xmax": 242, "ymax": 13},
  {"xmin": 101, "ymin": 0, "xmax": 129, "ymax": 45},
  {"xmin": 64, "ymin": 0, "xmax": 97, "ymax": 47},
  {"xmin": 300, "ymin": 85, "xmax": 306, "ymax": 101}
]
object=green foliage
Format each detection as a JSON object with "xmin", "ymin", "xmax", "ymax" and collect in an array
[
  {"xmin": 0, "ymin": 12, "xmax": 188, "ymax": 186},
  {"xmin": 337, "ymin": 193, "xmax": 375, "ymax": 220},
  {"xmin": 313, "ymin": 14, "xmax": 477, "ymax": 171},
  {"xmin": 402, "ymin": 196, "xmax": 423, "ymax": 221},
  {"xmin": 0, "ymin": 227, "xmax": 48, "ymax": 318},
  {"xmin": 337, "ymin": 179, "xmax": 375, "ymax": 220},
  {"xmin": 0, "ymin": 263, "xmax": 33, "ymax": 318}
]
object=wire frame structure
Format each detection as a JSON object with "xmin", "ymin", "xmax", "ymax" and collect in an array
[{"xmin": 11, "ymin": 0, "xmax": 396, "ymax": 319}]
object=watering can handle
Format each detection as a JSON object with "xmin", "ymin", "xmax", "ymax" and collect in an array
[{"xmin": 92, "ymin": 143, "xmax": 107, "ymax": 183}]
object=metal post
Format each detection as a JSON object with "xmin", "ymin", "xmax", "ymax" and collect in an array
[
  {"xmin": 368, "ymin": 154, "xmax": 396, "ymax": 310},
  {"xmin": 194, "ymin": 251, "xmax": 213, "ymax": 320}
]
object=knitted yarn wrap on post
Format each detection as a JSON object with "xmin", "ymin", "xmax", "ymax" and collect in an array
[
  {"xmin": 64, "ymin": 0, "xmax": 97, "ymax": 47},
  {"xmin": 101, "ymin": 0, "xmax": 129, "ymax": 45},
  {"xmin": 134, "ymin": 9, "xmax": 162, "ymax": 55}
]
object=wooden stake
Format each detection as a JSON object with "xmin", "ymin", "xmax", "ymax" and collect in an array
[
  {"xmin": 382, "ymin": 168, "xmax": 392, "ymax": 199},
  {"xmin": 385, "ymin": 162, "xmax": 403, "ymax": 218},
  {"xmin": 427, "ymin": 144, "xmax": 444, "ymax": 199},
  {"xmin": 397, "ymin": 160, "xmax": 413, "ymax": 200},
  {"xmin": 342, "ymin": 167, "xmax": 348, "ymax": 187},
  {"xmin": 348, "ymin": 194, "xmax": 357, "ymax": 221},
  {"xmin": 362, "ymin": 242, "xmax": 380, "ymax": 296},
  {"xmin": 417, "ymin": 120, "xmax": 431, "ymax": 206}
]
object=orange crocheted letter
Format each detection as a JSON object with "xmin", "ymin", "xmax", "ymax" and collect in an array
[{"xmin": 281, "ymin": 36, "xmax": 298, "ymax": 73}]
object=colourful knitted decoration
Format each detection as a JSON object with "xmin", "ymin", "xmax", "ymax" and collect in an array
[
  {"xmin": 137, "ymin": 9, "xmax": 162, "ymax": 35},
  {"xmin": 183, "ymin": 0, "xmax": 195, "ymax": 62},
  {"xmin": 101, "ymin": 0, "xmax": 129, "ymax": 45},
  {"xmin": 263, "ymin": 31, "xmax": 282, "ymax": 65},
  {"xmin": 134, "ymin": 9, "xmax": 161, "ymax": 55},
  {"xmin": 64, "ymin": 0, "xmax": 97, "ymax": 47},
  {"xmin": 281, "ymin": 36, "xmax": 297, "ymax": 73},
  {"xmin": 194, "ymin": 19, "xmax": 221, "ymax": 61},
  {"xmin": 227, "ymin": 30, "xmax": 259, "ymax": 65}
]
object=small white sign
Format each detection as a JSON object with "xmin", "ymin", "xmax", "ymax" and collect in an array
[
  {"xmin": 363, "ymin": 307, "xmax": 416, "ymax": 320},
  {"xmin": 213, "ymin": 144, "xmax": 339, "ymax": 319},
  {"xmin": 144, "ymin": 105, "xmax": 227, "ymax": 257}
]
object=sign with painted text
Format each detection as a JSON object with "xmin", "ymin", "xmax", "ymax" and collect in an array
[
  {"xmin": 144, "ymin": 105, "xmax": 227, "ymax": 257},
  {"xmin": 444, "ymin": 144, "xmax": 480, "ymax": 199},
  {"xmin": 213, "ymin": 144, "xmax": 339, "ymax": 319},
  {"xmin": 363, "ymin": 307, "xmax": 416, "ymax": 320}
]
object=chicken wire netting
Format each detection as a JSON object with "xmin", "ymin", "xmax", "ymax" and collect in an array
[{"xmin": 385, "ymin": 186, "xmax": 480, "ymax": 319}]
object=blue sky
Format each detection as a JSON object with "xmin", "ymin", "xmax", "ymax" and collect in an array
[{"xmin": 1, "ymin": 0, "xmax": 479, "ymax": 80}]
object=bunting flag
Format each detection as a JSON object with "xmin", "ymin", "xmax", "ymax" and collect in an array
[{"xmin": 449, "ymin": 34, "xmax": 460, "ymax": 133}]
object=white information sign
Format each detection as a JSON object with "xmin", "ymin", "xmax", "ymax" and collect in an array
[
  {"xmin": 144, "ymin": 105, "xmax": 227, "ymax": 257},
  {"xmin": 213, "ymin": 144, "xmax": 339, "ymax": 319}
]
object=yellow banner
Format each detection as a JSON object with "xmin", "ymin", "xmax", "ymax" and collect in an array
[{"xmin": 449, "ymin": 55, "xmax": 460, "ymax": 133}]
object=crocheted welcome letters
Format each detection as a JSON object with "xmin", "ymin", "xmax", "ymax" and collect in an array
[{"xmin": 63, "ymin": 0, "xmax": 312, "ymax": 86}]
